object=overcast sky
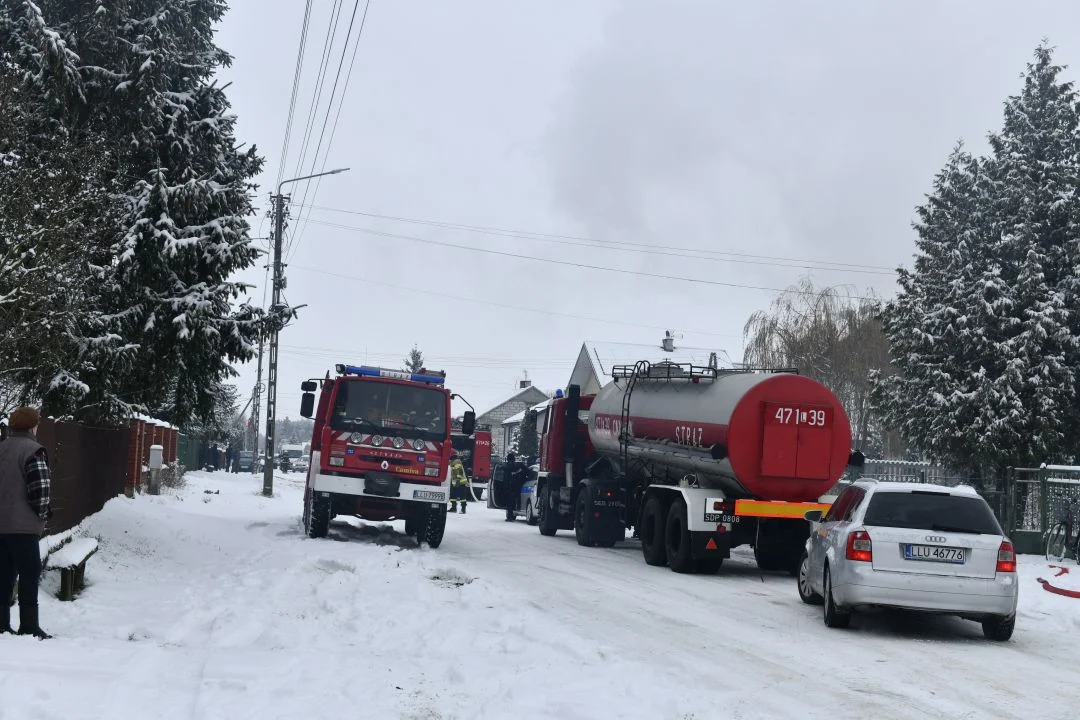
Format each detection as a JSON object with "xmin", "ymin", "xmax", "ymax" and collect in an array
[{"xmin": 215, "ymin": 0, "xmax": 1080, "ymax": 422}]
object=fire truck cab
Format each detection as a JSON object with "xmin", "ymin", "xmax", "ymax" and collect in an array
[{"xmin": 299, "ymin": 363, "xmax": 475, "ymax": 548}]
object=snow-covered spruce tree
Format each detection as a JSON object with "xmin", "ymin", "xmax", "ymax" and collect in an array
[
  {"xmin": 875, "ymin": 44, "xmax": 1080, "ymax": 475},
  {"xmin": 516, "ymin": 410, "xmax": 539, "ymax": 459},
  {"xmin": 873, "ymin": 147, "xmax": 1008, "ymax": 475},
  {"xmin": 983, "ymin": 44, "xmax": 1080, "ymax": 463},
  {"xmin": 0, "ymin": 6, "xmax": 129, "ymax": 419},
  {"xmin": 38, "ymin": 0, "xmax": 265, "ymax": 426},
  {"xmin": 403, "ymin": 345, "xmax": 425, "ymax": 373}
]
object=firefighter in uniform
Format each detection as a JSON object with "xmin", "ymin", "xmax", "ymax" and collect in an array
[{"xmin": 449, "ymin": 454, "xmax": 470, "ymax": 513}]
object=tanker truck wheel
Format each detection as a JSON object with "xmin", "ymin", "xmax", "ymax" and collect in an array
[
  {"xmin": 639, "ymin": 495, "xmax": 668, "ymax": 566},
  {"xmin": 538, "ymin": 486, "xmax": 558, "ymax": 537},
  {"xmin": 663, "ymin": 499, "xmax": 696, "ymax": 573},
  {"xmin": 574, "ymin": 489, "xmax": 598, "ymax": 547},
  {"xmin": 753, "ymin": 545, "xmax": 789, "ymax": 573}
]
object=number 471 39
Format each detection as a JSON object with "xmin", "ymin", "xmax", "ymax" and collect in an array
[{"xmin": 774, "ymin": 407, "xmax": 827, "ymax": 427}]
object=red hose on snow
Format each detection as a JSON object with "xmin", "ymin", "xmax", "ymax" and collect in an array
[{"xmin": 1037, "ymin": 565, "xmax": 1080, "ymax": 598}]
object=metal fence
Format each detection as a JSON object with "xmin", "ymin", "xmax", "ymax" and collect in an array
[
  {"xmin": 838, "ymin": 459, "xmax": 1080, "ymax": 555},
  {"xmin": 1005, "ymin": 466, "xmax": 1080, "ymax": 535},
  {"xmin": 841, "ymin": 458, "xmax": 1007, "ymax": 527}
]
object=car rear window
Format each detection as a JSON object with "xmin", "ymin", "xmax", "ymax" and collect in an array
[{"xmin": 862, "ymin": 491, "xmax": 1002, "ymax": 535}]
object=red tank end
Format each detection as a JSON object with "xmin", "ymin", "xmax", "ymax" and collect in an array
[{"xmin": 726, "ymin": 374, "xmax": 852, "ymax": 502}]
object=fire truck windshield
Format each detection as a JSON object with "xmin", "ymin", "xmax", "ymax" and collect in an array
[{"xmin": 330, "ymin": 379, "xmax": 447, "ymax": 437}]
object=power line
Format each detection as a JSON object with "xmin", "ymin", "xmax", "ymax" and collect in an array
[
  {"xmin": 300, "ymin": 220, "xmax": 883, "ymax": 301},
  {"xmin": 275, "ymin": 0, "xmax": 314, "ymax": 188},
  {"xmin": 298, "ymin": 202, "xmax": 893, "ymax": 273},
  {"xmin": 290, "ymin": 0, "xmax": 343, "ymax": 180},
  {"xmin": 290, "ymin": 0, "xmax": 362, "ymax": 237},
  {"xmin": 278, "ymin": 349, "xmax": 572, "ymax": 371},
  {"xmin": 285, "ymin": 0, "xmax": 345, "ymax": 258},
  {"xmin": 286, "ymin": 263, "xmax": 744, "ymax": 338},
  {"xmin": 288, "ymin": 0, "xmax": 373, "ymax": 262},
  {"xmin": 280, "ymin": 343, "xmax": 574, "ymax": 363}
]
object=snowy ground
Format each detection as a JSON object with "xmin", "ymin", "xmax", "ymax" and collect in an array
[{"xmin": 1, "ymin": 470, "xmax": 1077, "ymax": 720}]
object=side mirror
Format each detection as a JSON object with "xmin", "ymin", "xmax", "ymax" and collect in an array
[
  {"xmin": 461, "ymin": 411, "xmax": 476, "ymax": 436},
  {"xmin": 300, "ymin": 392, "xmax": 315, "ymax": 419},
  {"xmin": 804, "ymin": 510, "xmax": 823, "ymax": 523},
  {"xmin": 301, "ymin": 380, "xmax": 318, "ymax": 392}
]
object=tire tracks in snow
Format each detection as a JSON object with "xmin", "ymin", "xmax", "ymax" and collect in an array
[{"xmin": 441, "ymin": 515, "xmax": 1067, "ymax": 720}]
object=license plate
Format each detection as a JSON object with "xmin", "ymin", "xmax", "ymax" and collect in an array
[
  {"xmin": 904, "ymin": 544, "xmax": 965, "ymax": 564},
  {"xmin": 704, "ymin": 513, "xmax": 740, "ymax": 524},
  {"xmin": 412, "ymin": 490, "xmax": 446, "ymax": 501}
]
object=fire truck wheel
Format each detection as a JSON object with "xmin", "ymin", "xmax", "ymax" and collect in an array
[
  {"xmin": 306, "ymin": 491, "xmax": 330, "ymax": 539},
  {"xmin": 422, "ymin": 506, "xmax": 447, "ymax": 549},
  {"xmin": 664, "ymin": 499, "xmax": 695, "ymax": 573},
  {"xmin": 404, "ymin": 517, "xmax": 418, "ymax": 537},
  {"xmin": 574, "ymin": 489, "xmax": 597, "ymax": 547},
  {"xmin": 639, "ymin": 495, "xmax": 668, "ymax": 567}
]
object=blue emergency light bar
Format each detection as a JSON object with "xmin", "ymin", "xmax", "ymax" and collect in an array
[{"xmin": 335, "ymin": 363, "xmax": 446, "ymax": 386}]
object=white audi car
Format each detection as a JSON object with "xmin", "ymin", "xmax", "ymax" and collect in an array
[{"xmin": 797, "ymin": 480, "xmax": 1018, "ymax": 640}]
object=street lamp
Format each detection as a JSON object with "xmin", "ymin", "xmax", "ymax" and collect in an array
[{"xmin": 262, "ymin": 167, "xmax": 349, "ymax": 498}]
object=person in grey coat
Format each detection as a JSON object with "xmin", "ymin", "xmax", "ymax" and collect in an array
[{"xmin": 0, "ymin": 407, "xmax": 53, "ymax": 639}]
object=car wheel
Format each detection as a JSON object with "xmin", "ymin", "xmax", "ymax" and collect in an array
[
  {"xmin": 526, "ymin": 501, "xmax": 538, "ymax": 526},
  {"xmin": 798, "ymin": 551, "xmax": 823, "ymax": 605},
  {"xmin": 981, "ymin": 614, "xmax": 1015, "ymax": 641},
  {"xmin": 823, "ymin": 566, "xmax": 850, "ymax": 628}
]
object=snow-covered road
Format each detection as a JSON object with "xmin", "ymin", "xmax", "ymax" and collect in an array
[{"xmin": 1, "ymin": 471, "xmax": 1076, "ymax": 720}]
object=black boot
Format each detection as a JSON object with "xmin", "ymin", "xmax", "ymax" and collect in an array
[
  {"xmin": 17, "ymin": 605, "xmax": 50, "ymax": 640},
  {"xmin": 461, "ymin": 503, "xmax": 467, "ymax": 514},
  {"xmin": 1, "ymin": 587, "xmax": 13, "ymax": 632}
]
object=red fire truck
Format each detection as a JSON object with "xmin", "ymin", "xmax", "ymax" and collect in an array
[
  {"xmin": 298, "ymin": 364, "xmax": 475, "ymax": 548},
  {"xmin": 450, "ymin": 427, "xmax": 493, "ymax": 499}
]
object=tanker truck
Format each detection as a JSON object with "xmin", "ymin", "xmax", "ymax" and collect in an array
[{"xmin": 534, "ymin": 360, "xmax": 864, "ymax": 574}]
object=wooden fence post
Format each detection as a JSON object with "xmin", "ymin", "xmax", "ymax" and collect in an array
[{"xmin": 125, "ymin": 419, "xmax": 143, "ymax": 497}]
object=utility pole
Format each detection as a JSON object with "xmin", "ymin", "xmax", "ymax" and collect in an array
[
  {"xmin": 261, "ymin": 167, "xmax": 349, "ymax": 498},
  {"xmin": 262, "ymin": 192, "xmax": 286, "ymax": 497},
  {"xmin": 250, "ymin": 340, "xmax": 264, "ymax": 462}
]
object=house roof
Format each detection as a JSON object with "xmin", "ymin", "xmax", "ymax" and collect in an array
[
  {"xmin": 568, "ymin": 340, "xmax": 730, "ymax": 394},
  {"xmin": 502, "ymin": 398, "xmax": 555, "ymax": 425},
  {"xmin": 476, "ymin": 385, "xmax": 549, "ymax": 420}
]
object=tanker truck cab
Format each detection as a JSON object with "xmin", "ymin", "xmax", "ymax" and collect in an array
[
  {"xmin": 298, "ymin": 364, "xmax": 475, "ymax": 548},
  {"xmin": 536, "ymin": 360, "xmax": 863, "ymax": 575}
]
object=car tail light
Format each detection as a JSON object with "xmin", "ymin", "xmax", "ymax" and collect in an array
[
  {"xmin": 996, "ymin": 540, "xmax": 1016, "ymax": 573},
  {"xmin": 846, "ymin": 530, "xmax": 872, "ymax": 562}
]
